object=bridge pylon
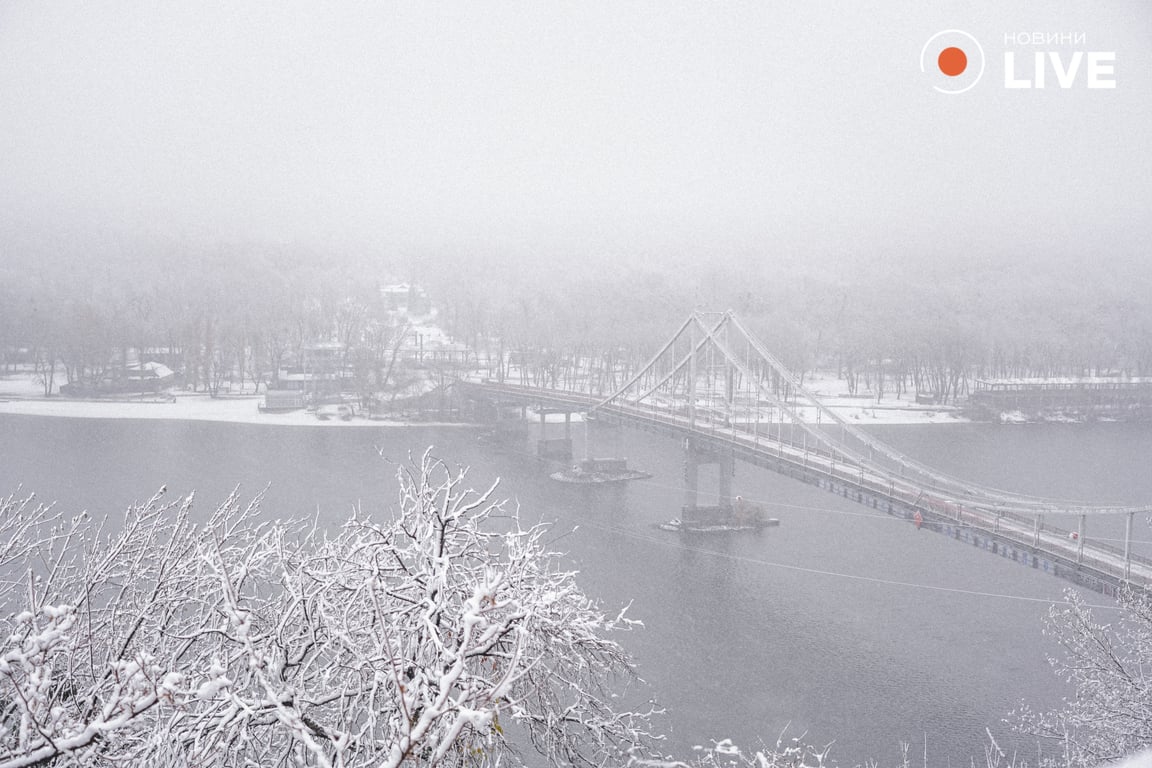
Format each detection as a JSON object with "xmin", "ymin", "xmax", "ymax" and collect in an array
[{"xmin": 464, "ymin": 309, "xmax": 1152, "ymax": 589}]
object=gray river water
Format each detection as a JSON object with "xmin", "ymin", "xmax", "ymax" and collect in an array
[{"xmin": 3, "ymin": 413, "xmax": 1151, "ymax": 766}]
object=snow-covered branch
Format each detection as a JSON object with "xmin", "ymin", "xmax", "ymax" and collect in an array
[
  {"xmin": 1013, "ymin": 586, "xmax": 1152, "ymax": 768},
  {"xmin": 0, "ymin": 450, "xmax": 657, "ymax": 767}
]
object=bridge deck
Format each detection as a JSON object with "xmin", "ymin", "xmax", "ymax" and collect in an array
[{"xmin": 464, "ymin": 379, "xmax": 1152, "ymax": 594}]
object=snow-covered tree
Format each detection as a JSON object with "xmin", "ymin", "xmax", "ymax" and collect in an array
[
  {"xmin": 1014, "ymin": 586, "xmax": 1152, "ymax": 767},
  {"xmin": 0, "ymin": 451, "xmax": 658, "ymax": 767}
]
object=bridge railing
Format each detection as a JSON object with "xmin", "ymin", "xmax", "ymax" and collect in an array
[
  {"xmin": 613, "ymin": 398, "xmax": 1152, "ymax": 581},
  {"xmin": 466, "ymin": 380, "xmax": 1152, "ymax": 586}
]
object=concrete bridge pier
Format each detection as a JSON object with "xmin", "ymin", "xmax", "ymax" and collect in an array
[
  {"xmin": 1126, "ymin": 512, "xmax": 1134, "ymax": 580},
  {"xmin": 1077, "ymin": 515, "xmax": 1086, "ymax": 564},
  {"xmin": 682, "ymin": 441, "xmax": 698, "ymax": 513},
  {"xmin": 681, "ymin": 437, "xmax": 735, "ymax": 525},
  {"xmin": 467, "ymin": 393, "xmax": 530, "ymax": 429},
  {"xmin": 536, "ymin": 406, "xmax": 575, "ymax": 461},
  {"xmin": 536, "ymin": 408, "xmax": 573, "ymax": 439}
]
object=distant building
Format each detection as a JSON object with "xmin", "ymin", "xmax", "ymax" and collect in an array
[
  {"xmin": 128, "ymin": 361, "xmax": 175, "ymax": 388},
  {"xmin": 59, "ymin": 361, "xmax": 175, "ymax": 396},
  {"xmin": 380, "ymin": 282, "xmax": 430, "ymax": 315},
  {"xmin": 275, "ymin": 342, "xmax": 353, "ymax": 393},
  {"xmin": 141, "ymin": 346, "xmax": 183, "ymax": 370},
  {"xmin": 967, "ymin": 376, "xmax": 1152, "ymax": 420},
  {"xmin": 260, "ymin": 390, "xmax": 307, "ymax": 412},
  {"xmin": 399, "ymin": 325, "xmax": 473, "ymax": 367}
]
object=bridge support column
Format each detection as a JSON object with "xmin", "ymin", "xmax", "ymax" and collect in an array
[
  {"xmin": 718, "ymin": 451, "xmax": 733, "ymax": 507},
  {"xmin": 1077, "ymin": 515, "xmax": 1085, "ymax": 565},
  {"xmin": 681, "ymin": 438, "xmax": 735, "ymax": 525},
  {"xmin": 536, "ymin": 408, "xmax": 573, "ymax": 461},
  {"xmin": 682, "ymin": 439, "xmax": 700, "ymax": 520},
  {"xmin": 1125, "ymin": 512, "xmax": 1134, "ymax": 581}
]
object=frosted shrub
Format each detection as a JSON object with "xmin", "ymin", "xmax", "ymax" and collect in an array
[{"xmin": 0, "ymin": 451, "xmax": 658, "ymax": 767}]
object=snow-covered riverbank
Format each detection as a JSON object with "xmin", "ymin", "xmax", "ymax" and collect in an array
[
  {"xmin": 0, "ymin": 395, "xmax": 965, "ymax": 428},
  {"xmin": 0, "ymin": 393, "xmax": 474, "ymax": 427}
]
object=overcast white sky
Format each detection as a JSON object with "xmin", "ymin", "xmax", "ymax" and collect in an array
[{"xmin": 0, "ymin": 1, "xmax": 1149, "ymax": 276}]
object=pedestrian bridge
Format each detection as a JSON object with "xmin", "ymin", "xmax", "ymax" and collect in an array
[{"xmin": 461, "ymin": 311, "xmax": 1152, "ymax": 595}]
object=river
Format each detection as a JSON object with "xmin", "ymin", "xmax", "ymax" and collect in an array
[{"xmin": 3, "ymin": 413, "xmax": 1150, "ymax": 765}]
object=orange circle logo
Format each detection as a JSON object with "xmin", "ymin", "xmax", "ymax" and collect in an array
[
  {"xmin": 938, "ymin": 47, "xmax": 967, "ymax": 76},
  {"xmin": 920, "ymin": 31, "xmax": 984, "ymax": 94}
]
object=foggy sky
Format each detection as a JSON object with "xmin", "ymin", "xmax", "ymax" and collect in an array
[{"xmin": 1, "ymin": 1, "xmax": 1149, "ymax": 276}]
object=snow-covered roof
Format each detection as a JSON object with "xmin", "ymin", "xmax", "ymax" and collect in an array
[{"xmin": 130, "ymin": 361, "xmax": 174, "ymax": 379}]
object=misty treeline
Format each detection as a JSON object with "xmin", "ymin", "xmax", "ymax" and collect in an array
[
  {"xmin": 0, "ymin": 248, "xmax": 419, "ymax": 402},
  {"xmin": 3, "ymin": 247, "xmax": 1150, "ymax": 403},
  {"xmin": 422, "ymin": 253, "xmax": 1152, "ymax": 405}
]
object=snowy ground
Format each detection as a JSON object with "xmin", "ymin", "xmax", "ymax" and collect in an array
[
  {"xmin": 790, "ymin": 371, "xmax": 967, "ymax": 424},
  {"xmin": 0, "ymin": 373, "xmax": 47, "ymax": 398},
  {"xmin": 0, "ymin": 374, "xmax": 464, "ymax": 427},
  {"xmin": 0, "ymin": 394, "xmax": 471, "ymax": 427},
  {"xmin": 787, "ymin": 402, "xmax": 965, "ymax": 425},
  {"xmin": 0, "ymin": 370, "xmax": 965, "ymax": 426}
]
